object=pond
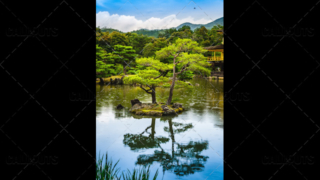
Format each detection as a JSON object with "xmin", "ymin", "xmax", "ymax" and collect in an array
[{"xmin": 96, "ymin": 77, "xmax": 223, "ymax": 180}]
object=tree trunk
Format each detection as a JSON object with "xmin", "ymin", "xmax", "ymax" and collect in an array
[
  {"xmin": 151, "ymin": 118, "xmax": 155, "ymax": 140},
  {"xmin": 167, "ymin": 56, "xmax": 177, "ymax": 105},
  {"xmin": 168, "ymin": 119, "xmax": 175, "ymax": 158},
  {"xmin": 167, "ymin": 74, "xmax": 176, "ymax": 105},
  {"xmin": 99, "ymin": 77, "xmax": 104, "ymax": 84},
  {"xmin": 151, "ymin": 86, "xmax": 156, "ymax": 104},
  {"xmin": 123, "ymin": 64, "xmax": 127, "ymax": 75}
]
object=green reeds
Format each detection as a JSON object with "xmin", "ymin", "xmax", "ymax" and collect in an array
[
  {"xmin": 121, "ymin": 165, "xmax": 159, "ymax": 180},
  {"xmin": 96, "ymin": 152, "xmax": 159, "ymax": 180},
  {"xmin": 96, "ymin": 152, "xmax": 121, "ymax": 180}
]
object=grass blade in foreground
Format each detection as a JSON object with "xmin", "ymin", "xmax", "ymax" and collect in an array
[{"xmin": 96, "ymin": 152, "xmax": 159, "ymax": 180}]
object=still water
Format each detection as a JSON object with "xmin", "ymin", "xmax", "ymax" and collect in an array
[{"xmin": 96, "ymin": 77, "xmax": 223, "ymax": 180}]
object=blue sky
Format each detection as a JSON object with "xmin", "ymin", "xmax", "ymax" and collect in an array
[{"xmin": 96, "ymin": 0, "xmax": 223, "ymax": 32}]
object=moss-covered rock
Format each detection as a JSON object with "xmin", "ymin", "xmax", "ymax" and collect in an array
[{"xmin": 129, "ymin": 102, "xmax": 184, "ymax": 116}]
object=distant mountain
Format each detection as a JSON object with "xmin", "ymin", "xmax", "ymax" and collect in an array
[
  {"xmin": 100, "ymin": 27, "xmax": 123, "ymax": 33},
  {"xmin": 98, "ymin": 17, "xmax": 223, "ymax": 37},
  {"xmin": 176, "ymin": 17, "xmax": 223, "ymax": 31}
]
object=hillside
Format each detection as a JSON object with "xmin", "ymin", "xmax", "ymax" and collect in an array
[
  {"xmin": 130, "ymin": 29, "xmax": 165, "ymax": 37},
  {"xmin": 98, "ymin": 17, "xmax": 223, "ymax": 37},
  {"xmin": 100, "ymin": 27, "xmax": 123, "ymax": 33},
  {"xmin": 176, "ymin": 17, "xmax": 223, "ymax": 31}
]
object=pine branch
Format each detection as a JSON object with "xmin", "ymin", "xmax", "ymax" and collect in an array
[
  {"xmin": 176, "ymin": 62, "xmax": 190, "ymax": 75},
  {"xmin": 140, "ymin": 85, "xmax": 152, "ymax": 94},
  {"xmin": 154, "ymin": 70, "xmax": 169, "ymax": 79}
]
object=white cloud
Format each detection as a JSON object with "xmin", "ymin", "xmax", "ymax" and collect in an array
[{"xmin": 96, "ymin": 11, "xmax": 211, "ymax": 32}]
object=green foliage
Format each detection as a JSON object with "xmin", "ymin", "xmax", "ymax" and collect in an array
[
  {"xmin": 178, "ymin": 25, "xmax": 191, "ymax": 32},
  {"xmin": 131, "ymin": 29, "xmax": 166, "ymax": 38},
  {"xmin": 100, "ymin": 27, "xmax": 123, "ymax": 33},
  {"xmin": 162, "ymin": 83, "xmax": 171, "ymax": 88},
  {"xmin": 208, "ymin": 25, "xmax": 223, "ymax": 46},
  {"xmin": 142, "ymin": 38, "xmax": 168, "ymax": 58},
  {"xmin": 96, "ymin": 44, "xmax": 116, "ymax": 78},
  {"xmin": 96, "ymin": 31, "xmax": 113, "ymax": 53},
  {"xmin": 126, "ymin": 67, "xmax": 139, "ymax": 75},
  {"xmin": 163, "ymin": 122, "xmax": 194, "ymax": 133},
  {"xmin": 113, "ymin": 45, "xmax": 137, "ymax": 74},
  {"xmin": 96, "ymin": 152, "xmax": 120, "ymax": 180},
  {"xmin": 159, "ymin": 28, "xmax": 177, "ymax": 39},
  {"xmin": 121, "ymin": 166, "xmax": 159, "ymax": 180},
  {"xmin": 166, "ymin": 72, "xmax": 173, "ymax": 77},
  {"xmin": 96, "ymin": 152, "xmax": 159, "ymax": 180},
  {"xmin": 123, "ymin": 133, "xmax": 169, "ymax": 150},
  {"xmin": 178, "ymin": 70, "xmax": 194, "ymax": 80},
  {"xmin": 153, "ymin": 38, "xmax": 167, "ymax": 51},
  {"xmin": 171, "ymin": 97, "xmax": 180, "ymax": 103},
  {"xmin": 113, "ymin": 45, "xmax": 136, "ymax": 62},
  {"xmin": 142, "ymin": 43, "xmax": 155, "ymax": 57},
  {"xmin": 124, "ymin": 69, "xmax": 169, "ymax": 87},
  {"xmin": 167, "ymin": 28, "xmax": 193, "ymax": 43},
  {"xmin": 128, "ymin": 33, "xmax": 152, "ymax": 54},
  {"xmin": 96, "ymin": 24, "xmax": 223, "ymax": 52},
  {"xmin": 156, "ymin": 38, "xmax": 207, "ymax": 59},
  {"xmin": 155, "ymin": 38, "xmax": 209, "ymax": 104},
  {"xmin": 136, "ymin": 58, "xmax": 173, "ymax": 72},
  {"xmin": 96, "ymin": 25, "xmax": 224, "ymax": 80},
  {"xmin": 114, "ymin": 64, "xmax": 124, "ymax": 75},
  {"xmin": 109, "ymin": 31, "xmax": 129, "ymax": 46},
  {"xmin": 177, "ymin": 52, "xmax": 211, "ymax": 76}
]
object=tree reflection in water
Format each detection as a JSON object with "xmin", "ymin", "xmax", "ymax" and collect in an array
[
  {"xmin": 123, "ymin": 118, "xmax": 170, "ymax": 151},
  {"xmin": 123, "ymin": 116, "xmax": 209, "ymax": 177}
]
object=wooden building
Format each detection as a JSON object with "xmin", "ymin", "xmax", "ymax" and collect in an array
[{"xmin": 203, "ymin": 29, "xmax": 224, "ymax": 78}]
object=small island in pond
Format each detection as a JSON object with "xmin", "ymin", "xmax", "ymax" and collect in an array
[{"xmin": 127, "ymin": 99, "xmax": 184, "ymax": 116}]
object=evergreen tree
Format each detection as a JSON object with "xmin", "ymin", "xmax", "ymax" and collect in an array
[
  {"xmin": 96, "ymin": 44, "xmax": 115, "ymax": 83},
  {"xmin": 113, "ymin": 45, "xmax": 136, "ymax": 75},
  {"xmin": 156, "ymin": 38, "xmax": 211, "ymax": 105},
  {"xmin": 123, "ymin": 58, "xmax": 173, "ymax": 103}
]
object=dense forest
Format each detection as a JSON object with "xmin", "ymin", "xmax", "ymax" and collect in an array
[{"xmin": 96, "ymin": 24, "xmax": 223, "ymax": 81}]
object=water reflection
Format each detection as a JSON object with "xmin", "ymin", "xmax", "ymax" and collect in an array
[
  {"xmin": 123, "ymin": 116, "xmax": 210, "ymax": 177},
  {"xmin": 123, "ymin": 118, "xmax": 170, "ymax": 151},
  {"xmin": 96, "ymin": 78, "xmax": 223, "ymax": 180}
]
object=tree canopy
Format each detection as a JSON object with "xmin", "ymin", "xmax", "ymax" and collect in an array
[
  {"xmin": 95, "ymin": 25, "xmax": 223, "ymax": 87},
  {"xmin": 156, "ymin": 38, "xmax": 211, "ymax": 104},
  {"xmin": 112, "ymin": 45, "xmax": 136, "ymax": 75}
]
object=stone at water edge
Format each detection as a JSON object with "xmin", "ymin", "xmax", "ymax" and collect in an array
[
  {"xmin": 185, "ymin": 82, "xmax": 193, "ymax": 86},
  {"xmin": 172, "ymin": 103, "xmax": 183, "ymax": 109},
  {"xmin": 129, "ymin": 103, "xmax": 144, "ymax": 112},
  {"xmin": 131, "ymin": 99, "xmax": 141, "ymax": 107},
  {"xmin": 116, "ymin": 104, "xmax": 124, "ymax": 109},
  {"xmin": 161, "ymin": 105, "xmax": 169, "ymax": 111}
]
